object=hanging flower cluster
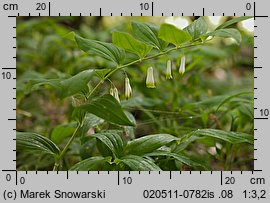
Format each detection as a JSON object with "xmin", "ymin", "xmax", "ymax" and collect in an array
[
  {"xmin": 109, "ymin": 55, "xmax": 186, "ymax": 102},
  {"xmin": 110, "ymin": 87, "xmax": 120, "ymax": 102}
]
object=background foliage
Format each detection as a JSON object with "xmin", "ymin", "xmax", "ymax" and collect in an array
[{"xmin": 16, "ymin": 16, "xmax": 254, "ymax": 171}]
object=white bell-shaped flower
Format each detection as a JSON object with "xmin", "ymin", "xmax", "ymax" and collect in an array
[
  {"xmin": 179, "ymin": 55, "xmax": 186, "ymax": 75},
  {"xmin": 125, "ymin": 76, "xmax": 132, "ymax": 99},
  {"xmin": 109, "ymin": 87, "xmax": 114, "ymax": 96},
  {"xmin": 166, "ymin": 60, "xmax": 173, "ymax": 79},
  {"xmin": 113, "ymin": 87, "xmax": 120, "ymax": 102},
  {"xmin": 146, "ymin": 67, "xmax": 156, "ymax": 88}
]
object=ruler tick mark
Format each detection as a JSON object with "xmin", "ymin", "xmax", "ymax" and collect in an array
[
  {"xmin": 151, "ymin": 2, "xmax": 154, "ymax": 16},
  {"xmin": 254, "ymin": 2, "xmax": 256, "ymax": 20},
  {"xmin": 49, "ymin": 2, "xmax": 51, "ymax": 16},
  {"xmin": 117, "ymin": 171, "xmax": 120, "ymax": 185},
  {"xmin": 2, "ymin": 68, "xmax": 16, "ymax": 70}
]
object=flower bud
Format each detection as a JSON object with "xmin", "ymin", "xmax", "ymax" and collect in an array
[
  {"xmin": 166, "ymin": 60, "xmax": 173, "ymax": 79},
  {"xmin": 179, "ymin": 55, "xmax": 186, "ymax": 75},
  {"xmin": 124, "ymin": 76, "xmax": 132, "ymax": 99},
  {"xmin": 146, "ymin": 67, "xmax": 156, "ymax": 88},
  {"xmin": 113, "ymin": 87, "xmax": 120, "ymax": 102}
]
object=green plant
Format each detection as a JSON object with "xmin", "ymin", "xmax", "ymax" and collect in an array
[{"xmin": 16, "ymin": 16, "xmax": 254, "ymax": 171}]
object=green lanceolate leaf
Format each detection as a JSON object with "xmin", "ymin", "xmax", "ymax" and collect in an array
[
  {"xmin": 60, "ymin": 69, "xmax": 114, "ymax": 99},
  {"xmin": 125, "ymin": 134, "xmax": 179, "ymax": 155},
  {"xmin": 94, "ymin": 69, "xmax": 111, "ymax": 79},
  {"xmin": 51, "ymin": 122, "xmax": 77, "ymax": 144},
  {"xmin": 17, "ymin": 132, "xmax": 60, "ymax": 156},
  {"xmin": 69, "ymin": 156, "xmax": 110, "ymax": 171},
  {"xmin": 184, "ymin": 17, "xmax": 208, "ymax": 39},
  {"xmin": 59, "ymin": 69, "xmax": 94, "ymax": 99},
  {"xmin": 80, "ymin": 113, "xmax": 104, "ymax": 137},
  {"xmin": 93, "ymin": 131, "xmax": 124, "ymax": 158},
  {"xmin": 131, "ymin": 21, "xmax": 168, "ymax": 51},
  {"xmin": 144, "ymin": 151, "xmax": 208, "ymax": 170},
  {"xmin": 74, "ymin": 34, "xmax": 125, "ymax": 65},
  {"xmin": 206, "ymin": 28, "xmax": 242, "ymax": 44},
  {"xmin": 192, "ymin": 129, "xmax": 253, "ymax": 144},
  {"xmin": 29, "ymin": 69, "xmax": 107, "ymax": 99},
  {"xmin": 112, "ymin": 31, "xmax": 152, "ymax": 58},
  {"xmin": 216, "ymin": 16, "xmax": 252, "ymax": 30},
  {"xmin": 182, "ymin": 93, "xmax": 252, "ymax": 111},
  {"xmin": 78, "ymin": 94, "xmax": 135, "ymax": 126},
  {"xmin": 216, "ymin": 91, "xmax": 253, "ymax": 112},
  {"xmin": 121, "ymin": 155, "xmax": 161, "ymax": 171},
  {"xmin": 159, "ymin": 23, "xmax": 192, "ymax": 46}
]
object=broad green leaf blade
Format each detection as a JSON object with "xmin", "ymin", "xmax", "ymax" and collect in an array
[
  {"xmin": 216, "ymin": 16, "xmax": 253, "ymax": 30},
  {"xmin": 125, "ymin": 134, "xmax": 179, "ymax": 155},
  {"xmin": 182, "ymin": 93, "xmax": 253, "ymax": 111},
  {"xmin": 17, "ymin": 132, "xmax": 60, "ymax": 156},
  {"xmin": 60, "ymin": 69, "xmax": 113, "ymax": 99},
  {"xmin": 93, "ymin": 131, "xmax": 124, "ymax": 158},
  {"xmin": 144, "ymin": 151, "xmax": 208, "ymax": 170},
  {"xmin": 69, "ymin": 156, "xmax": 110, "ymax": 171},
  {"xmin": 74, "ymin": 34, "xmax": 125, "ymax": 65},
  {"xmin": 131, "ymin": 21, "xmax": 168, "ymax": 50},
  {"xmin": 192, "ymin": 129, "xmax": 253, "ymax": 144},
  {"xmin": 64, "ymin": 31, "xmax": 76, "ymax": 41},
  {"xmin": 206, "ymin": 28, "xmax": 242, "ymax": 44},
  {"xmin": 121, "ymin": 155, "xmax": 161, "ymax": 171},
  {"xmin": 112, "ymin": 32, "xmax": 152, "ymax": 58},
  {"xmin": 184, "ymin": 17, "xmax": 208, "ymax": 39},
  {"xmin": 59, "ymin": 70, "xmax": 94, "ymax": 99},
  {"xmin": 31, "ymin": 79, "xmax": 61, "ymax": 91},
  {"xmin": 29, "ymin": 69, "xmax": 108, "ymax": 99},
  {"xmin": 216, "ymin": 91, "xmax": 253, "ymax": 112},
  {"xmin": 94, "ymin": 69, "xmax": 111, "ymax": 79},
  {"xmin": 78, "ymin": 94, "xmax": 135, "ymax": 126},
  {"xmin": 158, "ymin": 24, "xmax": 192, "ymax": 46},
  {"xmin": 80, "ymin": 113, "xmax": 104, "ymax": 137},
  {"xmin": 124, "ymin": 111, "xmax": 136, "ymax": 140},
  {"xmin": 51, "ymin": 122, "xmax": 77, "ymax": 144},
  {"xmin": 121, "ymin": 96, "xmax": 162, "ymax": 108}
]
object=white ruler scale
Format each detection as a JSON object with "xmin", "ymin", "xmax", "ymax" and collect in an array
[{"xmin": 0, "ymin": 0, "xmax": 269, "ymax": 202}]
